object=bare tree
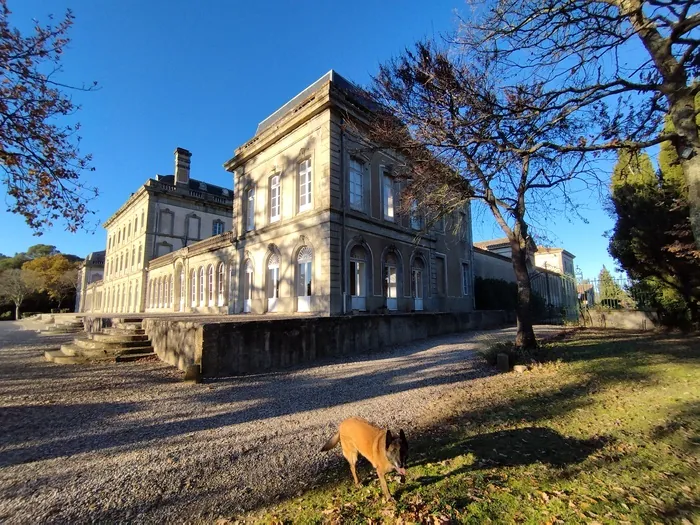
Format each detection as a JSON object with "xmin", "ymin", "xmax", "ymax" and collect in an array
[
  {"xmin": 0, "ymin": 1, "xmax": 97, "ymax": 233},
  {"xmin": 0, "ymin": 268, "xmax": 41, "ymax": 319},
  {"xmin": 367, "ymin": 42, "xmax": 597, "ymax": 348},
  {"xmin": 463, "ymin": 0, "xmax": 700, "ymax": 247}
]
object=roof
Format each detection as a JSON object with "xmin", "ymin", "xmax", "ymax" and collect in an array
[
  {"xmin": 83, "ymin": 250, "xmax": 105, "ymax": 265},
  {"xmin": 536, "ymin": 246, "xmax": 576, "ymax": 259},
  {"xmin": 154, "ymin": 175, "xmax": 232, "ymax": 198},
  {"xmin": 474, "ymin": 237, "xmax": 511, "ymax": 250},
  {"xmin": 255, "ymin": 69, "xmax": 370, "ymax": 135}
]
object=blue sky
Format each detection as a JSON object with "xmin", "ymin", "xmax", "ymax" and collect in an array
[{"xmin": 2, "ymin": 0, "xmax": 619, "ymax": 279}]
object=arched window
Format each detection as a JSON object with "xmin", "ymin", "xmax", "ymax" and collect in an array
[
  {"xmin": 207, "ymin": 265, "xmax": 214, "ymax": 306},
  {"xmin": 191, "ymin": 269, "xmax": 197, "ymax": 306},
  {"xmin": 217, "ymin": 263, "xmax": 225, "ymax": 306},
  {"xmin": 131, "ymin": 248, "xmax": 135, "ymax": 269},
  {"xmin": 170, "ymin": 275, "xmax": 174, "ymax": 308},
  {"xmin": 243, "ymin": 259, "xmax": 254, "ymax": 313},
  {"xmin": 159, "ymin": 278, "xmax": 164, "ymax": 308},
  {"xmin": 297, "ymin": 246, "xmax": 313, "ymax": 312},
  {"xmin": 267, "ymin": 253, "xmax": 280, "ymax": 312},
  {"xmin": 199, "ymin": 267, "xmax": 205, "ymax": 305},
  {"xmin": 412, "ymin": 257, "xmax": 425, "ymax": 311},
  {"xmin": 384, "ymin": 252, "xmax": 399, "ymax": 311},
  {"xmin": 349, "ymin": 245, "xmax": 367, "ymax": 311}
]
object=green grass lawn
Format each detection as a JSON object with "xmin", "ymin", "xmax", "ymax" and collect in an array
[{"xmin": 246, "ymin": 329, "xmax": 699, "ymax": 524}]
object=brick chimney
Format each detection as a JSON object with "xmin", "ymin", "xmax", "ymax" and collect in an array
[{"xmin": 174, "ymin": 148, "xmax": 191, "ymax": 185}]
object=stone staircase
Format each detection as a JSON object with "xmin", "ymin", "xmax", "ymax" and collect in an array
[
  {"xmin": 44, "ymin": 320, "xmax": 156, "ymax": 365},
  {"xmin": 38, "ymin": 318, "xmax": 84, "ymax": 335}
]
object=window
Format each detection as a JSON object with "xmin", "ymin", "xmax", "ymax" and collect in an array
[
  {"xmin": 191, "ymin": 270, "xmax": 197, "ymax": 306},
  {"xmin": 217, "ymin": 263, "xmax": 225, "ymax": 306},
  {"xmin": 169, "ymin": 275, "xmax": 174, "ymax": 308},
  {"xmin": 298, "ymin": 159, "xmax": 312, "ymax": 212},
  {"xmin": 410, "ymin": 200, "xmax": 422, "ymax": 230},
  {"xmin": 199, "ymin": 267, "xmax": 205, "ymax": 305},
  {"xmin": 131, "ymin": 248, "xmax": 135, "ymax": 269},
  {"xmin": 134, "ymin": 216, "xmax": 138, "ymax": 232},
  {"xmin": 246, "ymin": 188, "xmax": 255, "ymax": 231},
  {"xmin": 349, "ymin": 245, "xmax": 367, "ymax": 311},
  {"xmin": 267, "ymin": 254, "xmax": 280, "ymax": 311},
  {"xmin": 141, "ymin": 211, "xmax": 145, "ymax": 231},
  {"xmin": 137, "ymin": 245, "xmax": 142, "ymax": 268},
  {"xmin": 208, "ymin": 265, "xmax": 214, "ymax": 306},
  {"xmin": 297, "ymin": 246, "xmax": 313, "ymax": 297},
  {"xmin": 269, "ymin": 174, "xmax": 281, "ymax": 222},
  {"xmin": 349, "ymin": 159, "xmax": 364, "ymax": 211},
  {"xmin": 383, "ymin": 172, "xmax": 395, "ymax": 221},
  {"xmin": 384, "ymin": 253, "xmax": 398, "ymax": 299},
  {"xmin": 128, "ymin": 223, "xmax": 131, "ymax": 239},
  {"xmin": 212, "ymin": 220, "xmax": 224, "ymax": 236}
]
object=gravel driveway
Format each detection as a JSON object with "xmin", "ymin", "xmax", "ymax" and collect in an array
[{"xmin": 0, "ymin": 320, "xmax": 562, "ymax": 523}]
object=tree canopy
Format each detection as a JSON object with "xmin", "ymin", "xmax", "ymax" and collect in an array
[{"xmin": 0, "ymin": 0, "xmax": 97, "ymax": 234}]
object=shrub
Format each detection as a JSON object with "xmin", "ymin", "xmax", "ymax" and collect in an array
[
  {"xmin": 21, "ymin": 312, "xmax": 41, "ymax": 319},
  {"xmin": 0, "ymin": 311, "xmax": 13, "ymax": 320}
]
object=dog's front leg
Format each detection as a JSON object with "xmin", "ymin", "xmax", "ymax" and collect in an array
[{"xmin": 376, "ymin": 470, "xmax": 393, "ymax": 502}]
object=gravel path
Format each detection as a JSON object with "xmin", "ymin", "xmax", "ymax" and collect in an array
[{"xmin": 0, "ymin": 320, "xmax": 562, "ymax": 523}]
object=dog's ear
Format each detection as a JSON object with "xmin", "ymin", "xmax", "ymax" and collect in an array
[
  {"xmin": 399, "ymin": 429, "xmax": 407, "ymax": 445},
  {"xmin": 386, "ymin": 429, "xmax": 393, "ymax": 449}
]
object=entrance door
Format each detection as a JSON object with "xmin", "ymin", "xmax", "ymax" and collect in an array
[
  {"xmin": 350, "ymin": 259, "xmax": 366, "ymax": 311},
  {"xmin": 413, "ymin": 269, "xmax": 423, "ymax": 311},
  {"xmin": 243, "ymin": 260, "xmax": 253, "ymax": 313},
  {"xmin": 297, "ymin": 247, "xmax": 312, "ymax": 313},
  {"xmin": 386, "ymin": 265, "xmax": 397, "ymax": 311},
  {"xmin": 267, "ymin": 255, "xmax": 280, "ymax": 313}
]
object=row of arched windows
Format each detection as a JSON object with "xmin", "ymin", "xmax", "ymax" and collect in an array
[
  {"xmin": 103, "ymin": 281, "xmax": 138, "ymax": 313},
  {"xmin": 147, "ymin": 262, "xmax": 227, "ymax": 310}
]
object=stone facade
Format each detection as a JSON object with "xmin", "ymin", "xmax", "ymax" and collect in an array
[
  {"xmin": 76, "ymin": 149, "xmax": 233, "ymax": 313},
  {"xmin": 78, "ymin": 71, "xmax": 475, "ymax": 317}
]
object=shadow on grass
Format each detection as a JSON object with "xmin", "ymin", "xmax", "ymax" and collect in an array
[{"xmin": 413, "ymin": 426, "xmax": 608, "ymax": 487}]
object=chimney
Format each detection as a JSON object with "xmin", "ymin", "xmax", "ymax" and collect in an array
[{"xmin": 174, "ymin": 147, "xmax": 191, "ymax": 185}]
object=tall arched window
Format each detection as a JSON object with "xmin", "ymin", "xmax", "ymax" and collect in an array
[
  {"xmin": 267, "ymin": 253, "xmax": 280, "ymax": 312},
  {"xmin": 243, "ymin": 259, "xmax": 253, "ymax": 313},
  {"xmin": 349, "ymin": 245, "xmax": 367, "ymax": 311},
  {"xmin": 384, "ymin": 252, "xmax": 399, "ymax": 311},
  {"xmin": 297, "ymin": 246, "xmax": 313, "ymax": 312},
  {"xmin": 169, "ymin": 275, "xmax": 174, "ymax": 308},
  {"xmin": 191, "ymin": 269, "xmax": 197, "ymax": 307},
  {"xmin": 199, "ymin": 267, "xmax": 205, "ymax": 305},
  {"xmin": 217, "ymin": 263, "xmax": 225, "ymax": 306},
  {"xmin": 208, "ymin": 265, "xmax": 214, "ymax": 306},
  {"xmin": 411, "ymin": 257, "xmax": 425, "ymax": 311}
]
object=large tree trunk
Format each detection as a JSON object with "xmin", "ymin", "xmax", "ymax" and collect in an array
[
  {"xmin": 681, "ymin": 154, "xmax": 700, "ymax": 251},
  {"xmin": 14, "ymin": 303, "xmax": 20, "ymax": 321},
  {"xmin": 510, "ymin": 239, "xmax": 537, "ymax": 349}
]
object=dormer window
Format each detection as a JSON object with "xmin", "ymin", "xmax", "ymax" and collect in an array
[{"xmin": 199, "ymin": 182, "xmax": 208, "ymax": 191}]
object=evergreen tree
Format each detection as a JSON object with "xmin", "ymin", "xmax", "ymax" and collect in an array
[{"xmin": 608, "ymin": 136, "xmax": 700, "ymax": 323}]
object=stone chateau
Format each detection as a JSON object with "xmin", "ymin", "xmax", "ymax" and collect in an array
[{"xmin": 77, "ymin": 71, "xmax": 475, "ymax": 316}]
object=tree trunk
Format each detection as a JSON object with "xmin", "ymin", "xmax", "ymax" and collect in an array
[
  {"xmin": 510, "ymin": 239, "xmax": 537, "ymax": 349},
  {"xmin": 14, "ymin": 303, "xmax": 20, "ymax": 321},
  {"xmin": 681, "ymin": 153, "xmax": 700, "ymax": 251}
]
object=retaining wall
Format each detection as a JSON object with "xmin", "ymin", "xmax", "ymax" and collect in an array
[{"xmin": 142, "ymin": 310, "xmax": 512, "ymax": 378}]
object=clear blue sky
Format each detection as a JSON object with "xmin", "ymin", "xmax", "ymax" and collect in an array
[{"xmin": 2, "ymin": 0, "xmax": 619, "ymax": 279}]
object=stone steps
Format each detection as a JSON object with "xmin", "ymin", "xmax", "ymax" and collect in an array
[{"xmin": 44, "ymin": 319, "xmax": 156, "ymax": 366}]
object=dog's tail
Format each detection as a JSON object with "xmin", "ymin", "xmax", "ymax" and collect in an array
[{"xmin": 321, "ymin": 431, "xmax": 340, "ymax": 451}]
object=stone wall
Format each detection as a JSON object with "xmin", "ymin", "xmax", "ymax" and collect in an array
[
  {"xmin": 141, "ymin": 311, "xmax": 511, "ymax": 378},
  {"xmin": 583, "ymin": 308, "xmax": 658, "ymax": 330}
]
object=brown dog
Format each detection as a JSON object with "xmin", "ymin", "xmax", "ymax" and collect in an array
[{"xmin": 322, "ymin": 417, "xmax": 408, "ymax": 500}]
